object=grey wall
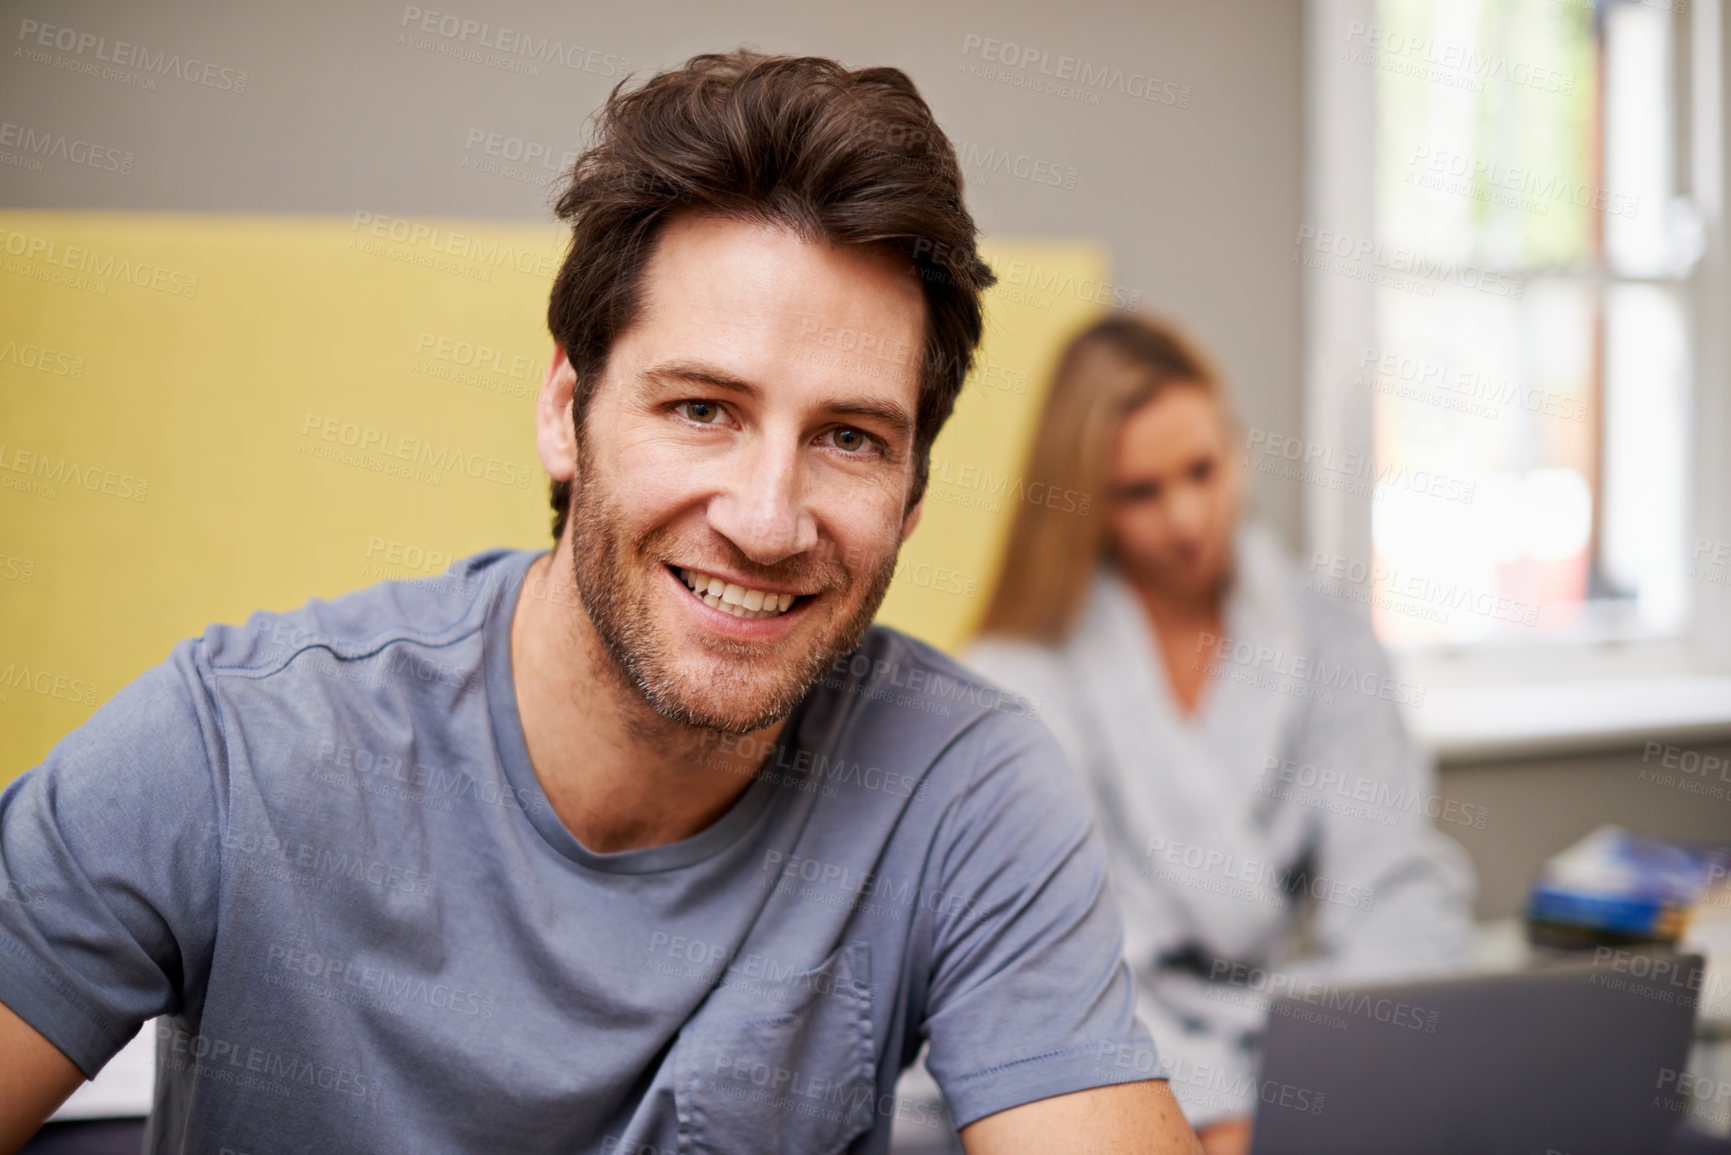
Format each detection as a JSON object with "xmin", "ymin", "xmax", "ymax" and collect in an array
[
  {"xmin": 0, "ymin": 0, "xmax": 1307, "ymax": 541},
  {"xmin": 1438, "ymin": 742, "xmax": 1731, "ymax": 921}
]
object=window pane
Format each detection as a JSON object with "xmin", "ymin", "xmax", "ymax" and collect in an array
[
  {"xmin": 1603, "ymin": 1, "xmax": 1675, "ymax": 276},
  {"xmin": 1375, "ymin": 0, "xmax": 1600, "ymax": 270},
  {"xmin": 1370, "ymin": 280, "xmax": 1596, "ymax": 645},
  {"xmin": 1367, "ymin": 0, "xmax": 1688, "ymax": 650},
  {"xmin": 1599, "ymin": 282, "xmax": 1689, "ymax": 631}
]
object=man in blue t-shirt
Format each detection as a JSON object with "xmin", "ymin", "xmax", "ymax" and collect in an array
[{"xmin": 0, "ymin": 50, "xmax": 1200, "ymax": 1154}]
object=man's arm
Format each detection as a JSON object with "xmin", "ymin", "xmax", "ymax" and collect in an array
[
  {"xmin": 0, "ymin": 999, "xmax": 86, "ymax": 1155},
  {"xmin": 0, "ymin": 637, "xmax": 227, "ymax": 1150},
  {"xmin": 913, "ymin": 706, "xmax": 1200, "ymax": 1142},
  {"xmin": 1195, "ymin": 1116, "xmax": 1253, "ymax": 1155},
  {"xmin": 960, "ymin": 1080, "xmax": 1203, "ymax": 1154}
]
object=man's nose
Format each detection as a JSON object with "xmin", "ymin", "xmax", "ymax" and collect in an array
[{"xmin": 704, "ymin": 437, "xmax": 819, "ymax": 566}]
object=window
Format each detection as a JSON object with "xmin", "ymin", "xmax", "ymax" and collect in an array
[
  {"xmin": 1306, "ymin": 0, "xmax": 1721, "ymax": 672},
  {"xmin": 1374, "ymin": 0, "xmax": 1704, "ymax": 648}
]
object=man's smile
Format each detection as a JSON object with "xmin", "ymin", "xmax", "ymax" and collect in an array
[{"xmin": 664, "ymin": 563, "xmax": 817, "ymax": 631}]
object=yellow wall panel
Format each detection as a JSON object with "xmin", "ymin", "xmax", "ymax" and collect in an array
[{"xmin": 0, "ymin": 210, "xmax": 1107, "ymax": 778}]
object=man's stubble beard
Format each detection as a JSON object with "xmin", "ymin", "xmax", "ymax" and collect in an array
[{"xmin": 566, "ymin": 440, "xmax": 901, "ymax": 735}]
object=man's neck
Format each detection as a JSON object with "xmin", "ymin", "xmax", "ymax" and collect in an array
[{"xmin": 509, "ymin": 545, "xmax": 788, "ymax": 854}]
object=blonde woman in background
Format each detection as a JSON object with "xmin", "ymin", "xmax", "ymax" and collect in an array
[{"xmin": 961, "ymin": 315, "xmax": 1476, "ymax": 1155}]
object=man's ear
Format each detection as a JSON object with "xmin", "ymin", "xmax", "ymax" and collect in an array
[
  {"xmin": 899, "ymin": 494, "xmax": 925, "ymax": 544},
  {"xmin": 536, "ymin": 341, "xmax": 578, "ymax": 482}
]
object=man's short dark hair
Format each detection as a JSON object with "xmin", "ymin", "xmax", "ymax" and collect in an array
[{"xmin": 544, "ymin": 49, "xmax": 997, "ymax": 541}]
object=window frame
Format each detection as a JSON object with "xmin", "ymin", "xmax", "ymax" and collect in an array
[{"xmin": 1301, "ymin": 0, "xmax": 1731, "ymax": 711}]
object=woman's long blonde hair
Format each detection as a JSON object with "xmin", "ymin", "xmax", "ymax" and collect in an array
[{"xmin": 974, "ymin": 313, "xmax": 1231, "ymax": 646}]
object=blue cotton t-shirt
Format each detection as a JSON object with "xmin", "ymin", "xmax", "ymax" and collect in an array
[{"xmin": 0, "ymin": 547, "xmax": 1161, "ymax": 1154}]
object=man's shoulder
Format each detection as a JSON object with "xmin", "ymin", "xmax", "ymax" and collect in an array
[
  {"xmin": 827, "ymin": 625, "xmax": 1049, "ymax": 731},
  {"xmin": 198, "ymin": 547, "xmax": 534, "ymax": 681},
  {"xmin": 793, "ymin": 626, "xmax": 1092, "ymax": 867},
  {"xmin": 796, "ymin": 625, "xmax": 1070, "ymax": 809}
]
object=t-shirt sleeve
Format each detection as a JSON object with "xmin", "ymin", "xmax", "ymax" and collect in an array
[
  {"xmin": 918, "ymin": 713, "xmax": 1163, "ymax": 1130},
  {"xmin": 0, "ymin": 636, "xmax": 226, "ymax": 1078}
]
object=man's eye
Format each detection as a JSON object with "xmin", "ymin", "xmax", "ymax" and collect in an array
[
  {"xmin": 824, "ymin": 427, "xmax": 876, "ymax": 454},
  {"xmin": 676, "ymin": 400, "xmax": 724, "ymax": 424}
]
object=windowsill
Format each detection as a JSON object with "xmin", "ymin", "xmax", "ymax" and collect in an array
[{"xmin": 1408, "ymin": 675, "xmax": 1731, "ymax": 764}]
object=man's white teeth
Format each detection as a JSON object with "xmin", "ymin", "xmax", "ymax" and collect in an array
[{"xmin": 677, "ymin": 568, "xmax": 797, "ymax": 619}]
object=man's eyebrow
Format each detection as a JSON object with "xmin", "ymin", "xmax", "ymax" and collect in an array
[
  {"xmin": 641, "ymin": 361, "xmax": 761, "ymax": 398},
  {"xmin": 826, "ymin": 399, "xmax": 916, "ymax": 440},
  {"xmin": 641, "ymin": 360, "xmax": 917, "ymax": 440}
]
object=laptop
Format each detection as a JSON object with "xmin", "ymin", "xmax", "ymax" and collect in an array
[{"xmin": 1248, "ymin": 951, "xmax": 1703, "ymax": 1155}]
